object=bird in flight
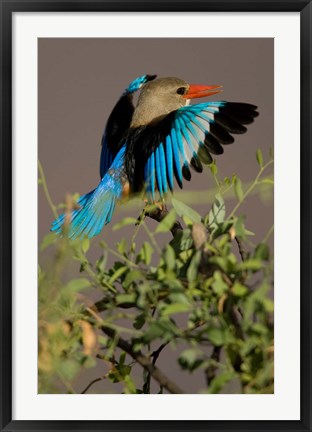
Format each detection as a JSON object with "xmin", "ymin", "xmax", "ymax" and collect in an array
[{"xmin": 51, "ymin": 74, "xmax": 258, "ymax": 239}]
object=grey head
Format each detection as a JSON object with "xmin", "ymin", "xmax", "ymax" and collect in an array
[{"xmin": 130, "ymin": 77, "xmax": 189, "ymax": 128}]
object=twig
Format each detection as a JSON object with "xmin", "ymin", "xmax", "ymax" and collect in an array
[
  {"xmin": 205, "ymin": 346, "xmax": 222, "ymax": 387},
  {"xmin": 84, "ymin": 306, "xmax": 184, "ymax": 394},
  {"xmin": 141, "ymin": 223, "xmax": 162, "ymax": 255},
  {"xmin": 151, "ymin": 342, "xmax": 170, "ymax": 365},
  {"xmin": 228, "ymin": 159, "xmax": 274, "ymax": 219},
  {"xmin": 100, "ymin": 325, "xmax": 184, "ymax": 394},
  {"xmin": 146, "ymin": 206, "xmax": 183, "ymax": 237},
  {"xmin": 143, "ymin": 341, "xmax": 170, "ymax": 393},
  {"xmin": 38, "ymin": 160, "xmax": 58, "ymax": 219},
  {"xmin": 235, "ymin": 236, "xmax": 248, "ymax": 261},
  {"xmin": 81, "ymin": 374, "xmax": 109, "ymax": 394},
  {"xmin": 263, "ymin": 224, "xmax": 274, "ymax": 243}
]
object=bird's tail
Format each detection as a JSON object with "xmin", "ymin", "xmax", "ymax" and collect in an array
[{"xmin": 51, "ymin": 146, "xmax": 126, "ymax": 240}]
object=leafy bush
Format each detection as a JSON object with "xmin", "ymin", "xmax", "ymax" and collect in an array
[{"xmin": 38, "ymin": 150, "xmax": 274, "ymax": 394}]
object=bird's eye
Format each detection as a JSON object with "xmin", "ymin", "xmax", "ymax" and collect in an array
[{"xmin": 177, "ymin": 87, "xmax": 186, "ymax": 95}]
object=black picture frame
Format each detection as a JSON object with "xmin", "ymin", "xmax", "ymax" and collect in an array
[{"xmin": 1, "ymin": 0, "xmax": 311, "ymax": 431}]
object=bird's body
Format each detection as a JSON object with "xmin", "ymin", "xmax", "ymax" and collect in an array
[{"xmin": 51, "ymin": 74, "xmax": 258, "ymax": 239}]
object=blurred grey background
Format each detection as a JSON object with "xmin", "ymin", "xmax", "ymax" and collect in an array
[{"xmin": 38, "ymin": 38, "xmax": 273, "ymax": 393}]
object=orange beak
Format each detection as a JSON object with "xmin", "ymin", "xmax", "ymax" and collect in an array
[{"xmin": 183, "ymin": 84, "xmax": 222, "ymax": 99}]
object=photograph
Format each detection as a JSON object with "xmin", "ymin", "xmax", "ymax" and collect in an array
[{"xmin": 38, "ymin": 37, "xmax": 274, "ymax": 395}]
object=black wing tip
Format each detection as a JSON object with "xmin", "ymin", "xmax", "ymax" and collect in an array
[
  {"xmin": 226, "ymin": 102, "xmax": 259, "ymax": 116},
  {"xmin": 182, "ymin": 164, "xmax": 191, "ymax": 181},
  {"xmin": 190, "ymin": 156, "xmax": 203, "ymax": 173}
]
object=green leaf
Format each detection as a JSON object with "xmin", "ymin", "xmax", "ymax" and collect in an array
[
  {"xmin": 133, "ymin": 313, "xmax": 146, "ymax": 330},
  {"xmin": 170, "ymin": 228, "xmax": 193, "ymax": 253},
  {"xmin": 81, "ymin": 238, "xmax": 90, "ymax": 254},
  {"xmin": 233, "ymin": 177, "xmax": 244, "ymax": 202},
  {"xmin": 210, "ymin": 256, "xmax": 235, "ymax": 274},
  {"xmin": 124, "ymin": 374, "xmax": 136, "ymax": 394},
  {"xmin": 116, "ymin": 293, "xmax": 136, "ymax": 306},
  {"xmin": 178, "ymin": 348, "xmax": 204, "ymax": 371},
  {"xmin": 123, "ymin": 270, "xmax": 143, "ymax": 288},
  {"xmin": 262, "ymin": 298, "xmax": 274, "ymax": 312},
  {"xmin": 137, "ymin": 241, "xmax": 154, "ymax": 265},
  {"xmin": 207, "ymin": 370, "xmax": 237, "ymax": 394},
  {"xmin": 119, "ymin": 352, "xmax": 126, "ymax": 365},
  {"xmin": 223, "ymin": 176, "xmax": 231, "ymax": 186},
  {"xmin": 232, "ymin": 281, "xmax": 249, "ymax": 297},
  {"xmin": 212, "ymin": 271, "xmax": 228, "ymax": 296},
  {"xmin": 244, "ymin": 282, "xmax": 270, "ymax": 322},
  {"xmin": 261, "ymin": 178, "xmax": 274, "ymax": 185},
  {"xmin": 108, "ymin": 265, "xmax": 128, "ymax": 284},
  {"xmin": 256, "ymin": 149, "xmax": 264, "ymax": 168},
  {"xmin": 255, "ymin": 243, "xmax": 270, "ymax": 261},
  {"xmin": 164, "ymin": 245, "xmax": 175, "ymax": 270},
  {"xmin": 208, "ymin": 194, "xmax": 225, "ymax": 231},
  {"xmin": 64, "ymin": 278, "xmax": 91, "ymax": 293},
  {"xmin": 155, "ymin": 209, "xmax": 177, "ymax": 233},
  {"xmin": 207, "ymin": 328, "xmax": 225, "ymax": 346},
  {"xmin": 172, "ymin": 198, "xmax": 201, "ymax": 223},
  {"xmin": 113, "ymin": 217, "xmax": 137, "ymax": 231},
  {"xmin": 142, "ymin": 318, "xmax": 178, "ymax": 343},
  {"xmin": 187, "ymin": 251, "xmax": 201, "ymax": 282},
  {"xmin": 162, "ymin": 303, "xmax": 190, "ymax": 316},
  {"xmin": 209, "ymin": 161, "xmax": 218, "ymax": 176},
  {"xmin": 117, "ymin": 238, "xmax": 128, "ymax": 255},
  {"xmin": 238, "ymin": 259, "xmax": 263, "ymax": 271},
  {"xmin": 142, "ymin": 323, "xmax": 165, "ymax": 343},
  {"xmin": 233, "ymin": 216, "xmax": 255, "ymax": 240},
  {"xmin": 96, "ymin": 253, "xmax": 108, "ymax": 273}
]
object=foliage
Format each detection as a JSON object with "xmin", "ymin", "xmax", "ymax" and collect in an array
[{"xmin": 38, "ymin": 150, "xmax": 274, "ymax": 394}]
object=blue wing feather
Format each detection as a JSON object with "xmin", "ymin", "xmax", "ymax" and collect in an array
[
  {"xmin": 165, "ymin": 135, "xmax": 174, "ymax": 190},
  {"xmin": 159, "ymin": 143, "xmax": 168, "ymax": 193},
  {"xmin": 142, "ymin": 101, "xmax": 258, "ymax": 200},
  {"xmin": 155, "ymin": 146, "xmax": 163, "ymax": 196}
]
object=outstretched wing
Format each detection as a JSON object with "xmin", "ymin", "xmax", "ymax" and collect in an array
[
  {"xmin": 126, "ymin": 102, "xmax": 258, "ymax": 201},
  {"xmin": 100, "ymin": 74, "xmax": 157, "ymax": 178}
]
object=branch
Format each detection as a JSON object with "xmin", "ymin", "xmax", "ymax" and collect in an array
[
  {"xmin": 145, "ymin": 206, "xmax": 183, "ymax": 237},
  {"xmin": 235, "ymin": 236, "xmax": 248, "ymax": 261},
  {"xmin": 205, "ymin": 346, "xmax": 222, "ymax": 387},
  {"xmin": 81, "ymin": 374, "xmax": 108, "ymax": 394},
  {"xmin": 143, "ymin": 341, "xmax": 170, "ymax": 393},
  {"xmin": 100, "ymin": 325, "xmax": 184, "ymax": 394},
  {"xmin": 81, "ymin": 307, "xmax": 184, "ymax": 394}
]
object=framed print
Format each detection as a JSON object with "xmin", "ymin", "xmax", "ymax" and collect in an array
[{"xmin": 1, "ymin": 0, "xmax": 311, "ymax": 431}]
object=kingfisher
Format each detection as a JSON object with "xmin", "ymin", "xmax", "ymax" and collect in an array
[{"xmin": 51, "ymin": 74, "xmax": 258, "ymax": 239}]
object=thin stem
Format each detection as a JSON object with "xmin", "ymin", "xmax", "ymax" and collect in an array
[
  {"xmin": 105, "ymin": 246, "xmax": 139, "ymax": 269},
  {"xmin": 228, "ymin": 160, "xmax": 274, "ymax": 219},
  {"xmin": 38, "ymin": 160, "xmax": 58, "ymax": 219},
  {"xmin": 130, "ymin": 208, "xmax": 146, "ymax": 260},
  {"xmin": 75, "ymin": 250, "xmax": 116, "ymax": 292},
  {"xmin": 141, "ymin": 222, "xmax": 162, "ymax": 255},
  {"xmin": 235, "ymin": 236, "xmax": 248, "ymax": 261},
  {"xmin": 205, "ymin": 346, "xmax": 222, "ymax": 387},
  {"xmin": 100, "ymin": 325, "xmax": 184, "ymax": 394},
  {"xmin": 263, "ymin": 224, "xmax": 274, "ymax": 243},
  {"xmin": 81, "ymin": 374, "xmax": 109, "ymax": 394}
]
